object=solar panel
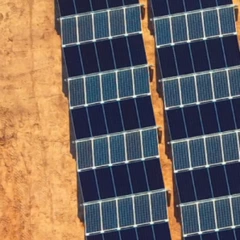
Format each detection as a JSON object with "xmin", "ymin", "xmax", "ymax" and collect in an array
[
  {"xmin": 68, "ymin": 66, "xmax": 150, "ymax": 108},
  {"xmin": 61, "ymin": 6, "xmax": 142, "ymax": 46},
  {"xmin": 84, "ymin": 190, "xmax": 168, "ymax": 235},
  {"xmin": 154, "ymin": 6, "xmax": 236, "ymax": 47},
  {"xmin": 76, "ymin": 127, "xmax": 159, "ymax": 170},
  {"xmin": 150, "ymin": 0, "xmax": 233, "ymax": 18},
  {"xmin": 57, "ymin": 0, "xmax": 140, "ymax": 17}
]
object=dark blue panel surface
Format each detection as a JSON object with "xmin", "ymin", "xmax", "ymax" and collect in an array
[
  {"xmin": 223, "ymin": 36, "xmax": 240, "ymax": 67},
  {"xmin": 91, "ymin": 0, "xmax": 107, "ymax": 11},
  {"xmin": 201, "ymin": 0, "xmax": 217, "ymax": 8},
  {"xmin": 167, "ymin": 109, "xmax": 187, "ymax": 140},
  {"xmin": 88, "ymin": 105, "xmax": 107, "ymax": 136},
  {"xmin": 136, "ymin": 97, "xmax": 155, "ymax": 128},
  {"xmin": 58, "ymin": 0, "xmax": 75, "ymax": 16},
  {"xmin": 207, "ymin": 38, "xmax": 226, "ymax": 69},
  {"xmin": 216, "ymin": 100, "xmax": 235, "ymax": 132},
  {"xmin": 80, "ymin": 43, "xmax": 99, "ymax": 74},
  {"xmin": 158, "ymin": 47, "xmax": 177, "ymax": 78},
  {"xmin": 184, "ymin": 0, "xmax": 201, "ymax": 11},
  {"xmin": 202, "ymin": 232, "xmax": 218, "ymax": 240},
  {"xmin": 226, "ymin": 163, "xmax": 240, "ymax": 194},
  {"xmin": 64, "ymin": 46, "xmax": 83, "ymax": 77},
  {"xmin": 120, "ymin": 228, "xmax": 137, "ymax": 240},
  {"xmin": 124, "ymin": 0, "xmax": 139, "ymax": 4},
  {"xmin": 112, "ymin": 165, "xmax": 132, "ymax": 196},
  {"xmin": 137, "ymin": 225, "xmax": 154, "ymax": 240},
  {"xmin": 217, "ymin": 0, "xmax": 232, "ymax": 4},
  {"xmin": 175, "ymin": 44, "xmax": 193, "ymax": 75},
  {"xmin": 75, "ymin": 0, "xmax": 91, "ymax": 14},
  {"xmin": 86, "ymin": 234, "xmax": 103, "ymax": 240},
  {"xmin": 145, "ymin": 159, "xmax": 164, "ymax": 190},
  {"xmin": 235, "ymin": 228, "xmax": 240, "ymax": 239},
  {"xmin": 154, "ymin": 222, "xmax": 171, "ymax": 240},
  {"xmin": 108, "ymin": 0, "xmax": 123, "ymax": 7},
  {"xmin": 128, "ymin": 35, "xmax": 147, "ymax": 65},
  {"xmin": 193, "ymin": 169, "xmax": 212, "ymax": 200},
  {"xmin": 168, "ymin": 0, "xmax": 184, "ymax": 15},
  {"xmin": 104, "ymin": 102, "xmax": 124, "ymax": 133},
  {"xmin": 120, "ymin": 99, "xmax": 140, "ymax": 130},
  {"xmin": 104, "ymin": 231, "xmax": 121, "ymax": 240},
  {"xmin": 200, "ymin": 103, "xmax": 219, "ymax": 134},
  {"xmin": 209, "ymin": 166, "xmax": 229, "ymax": 197},
  {"xmin": 176, "ymin": 171, "xmax": 196, "ymax": 203},
  {"xmin": 183, "ymin": 106, "xmax": 203, "ymax": 138},
  {"xmin": 190, "ymin": 41, "xmax": 209, "ymax": 72},
  {"xmin": 112, "ymin": 37, "xmax": 131, "ymax": 68},
  {"xmin": 71, "ymin": 108, "xmax": 91, "ymax": 139},
  {"xmin": 128, "ymin": 162, "xmax": 148, "ymax": 193},
  {"xmin": 218, "ymin": 230, "xmax": 235, "ymax": 240},
  {"xmin": 185, "ymin": 235, "xmax": 201, "ymax": 240},
  {"xmin": 151, "ymin": 0, "xmax": 169, "ymax": 17},
  {"xmin": 96, "ymin": 168, "xmax": 115, "ymax": 199},
  {"xmin": 96, "ymin": 41, "xmax": 115, "ymax": 71},
  {"xmin": 232, "ymin": 98, "xmax": 240, "ymax": 128},
  {"xmin": 79, "ymin": 171, "xmax": 99, "ymax": 202}
]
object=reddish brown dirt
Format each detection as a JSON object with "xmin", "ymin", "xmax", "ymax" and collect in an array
[{"xmin": 0, "ymin": 0, "xmax": 240, "ymax": 240}]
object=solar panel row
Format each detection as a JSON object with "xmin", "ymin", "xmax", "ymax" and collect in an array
[
  {"xmin": 151, "ymin": 0, "xmax": 239, "ymax": 239},
  {"xmin": 163, "ymin": 67, "xmax": 240, "ymax": 108},
  {"xmin": 61, "ymin": 6, "xmax": 142, "ymax": 45},
  {"xmin": 155, "ymin": 6, "xmax": 236, "ymax": 47},
  {"xmin": 151, "ymin": 0, "xmax": 232, "ymax": 17},
  {"xmin": 58, "ymin": 1, "xmax": 171, "ymax": 239},
  {"xmin": 84, "ymin": 190, "xmax": 168, "ymax": 234},
  {"xmin": 76, "ymin": 127, "xmax": 159, "ymax": 170}
]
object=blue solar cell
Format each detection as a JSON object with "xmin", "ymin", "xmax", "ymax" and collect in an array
[
  {"xmin": 209, "ymin": 166, "xmax": 229, "ymax": 197},
  {"xmin": 96, "ymin": 168, "xmax": 115, "ymax": 199},
  {"xmin": 80, "ymin": 171, "xmax": 99, "ymax": 201},
  {"xmin": 163, "ymin": 80, "xmax": 180, "ymax": 107},
  {"xmin": 134, "ymin": 67, "xmax": 150, "ymax": 95},
  {"xmin": 75, "ymin": 0, "xmax": 91, "ymax": 14},
  {"xmin": 167, "ymin": 109, "xmax": 187, "ymax": 140},
  {"xmin": 151, "ymin": 0, "xmax": 169, "ymax": 17},
  {"xmin": 86, "ymin": 76, "xmax": 101, "ymax": 104},
  {"xmin": 155, "ymin": 18, "xmax": 171, "ymax": 46},
  {"xmin": 77, "ymin": 140, "xmax": 92, "ymax": 169},
  {"xmin": 183, "ymin": 106, "xmax": 203, "ymax": 138},
  {"xmin": 181, "ymin": 205, "xmax": 199, "ymax": 234},
  {"xmin": 168, "ymin": 0, "xmax": 184, "ymax": 15},
  {"xmin": 118, "ymin": 198, "xmax": 134, "ymax": 227},
  {"xmin": 71, "ymin": 107, "xmax": 91, "ymax": 139},
  {"xmin": 137, "ymin": 225, "xmax": 154, "ymax": 240},
  {"xmin": 104, "ymin": 102, "xmax": 124, "ymax": 133},
  {"xmin": 78, "ymin": 15, "xmax": 93, "ymax": 42},
  {"xmin": 126, "ymin": 131, "xmax": 142, "ymax": 160},
  {"xmin": 110, "ymin": 9, "xmax": 125, "ymax": 36},
  {"xmin": 120, "ymin": 99, "xmax": 140, "ymax": 130},
  {"xmin": 102, "ymin": 201, "xmax": 118, "ymax": 230},
  {"xmin": 200, "ymin": 103, "xmax": 219, "ymax": 134},
  {"xmin": 121, "ymin": 228, "xmax": 137, "ymax": 240},
  {"xmin": 216, "ymin": 100, "xmax": 235, "ymax": 132},
  {"xmin": 175, "ymin": 44, "xmax": 193, "ymax": 75},
  {"xmin": 187, "ymin": 13, "xmax": 203, "ymax": 40},
  {"xmin": 154, "ymin": 222, "xmax": 171, "ymax": 240},
  {"xmin": 219, "ymin": 230, "xmax": 235, "ymax": 240},
  {"xmin": 151, "ymin": 192, "xmax": 167, "ymax": 221},
  {"xmin": 181, "ymin": 77, "xmax": 196, "ymax": 105},
  {"xmin": 135, "ymin": 195, "xmax": 151, "ymax": 224},
  {"xmin": 85, "ymin": 204, "xmax": 101, "ymax": 233},
  {"xmin": 220, "ymin": 7, "xmax": 236, "ymax": 35},
  {"xmin": 112, "ymin": 37, "xmax": 131, "ymax": 68},
  {"xmin": 128, "ymin": 162, "xmax": 148, "ymax": 193},
  {"xmin": 142, "ymin": 129, "xmax": 159, "ymax": 158},
  {"xmin": 104, "ymin": 231, "xmax": 121, "ymax": 240},
  {"xmin": 173, "ymin": 142, "xmax": 190, "ymax": 170},
  {"xmin": 199, "ymin": 202, "xmax": 216, "ymax": 231},
  {"xmin": 184, "ymin": 0, "xmax": 201, "ymax": 11},
  {"xmin": 206, "ymin": 136, "xmax": 222, "ymax": 165},
  {"xmin": 196, "ymin": 74, "xmax": 213, "ymax": 102},
  {"xmin": 96, "ymin": 41, "xmax": 115, "ymax": 71},
  {"xmin": 158, "ymin": 46, "xmax": 178, "ymax": 78},
  {"xmin": 176, "ymin": 171, "xmax": 196, "ymax": 203},
  {"xmin": 88, "ymin": 105, "xmax": 107, "ymax": 136},
  {"xmin": 232, "ymin": 98, "xmax": 240, "ymax": 128},
  {"xmin": 201, "ymin": 0, "xmax": 217, "ymax": 8},
  {"xmin": 94, "ymin": 12, "xmax": 109, "ymax": 39},
  {"xmin": 203, "ymin": 10, "xmax": 219, "ymax": 37},
  {"xmin": 193, "ymin": 169, "xmax": 212, "ymax": 200},
  {"xmin": 102, "ymin": 73, "xmax": 117, "ymax": 101},
  {"xmin": 145, "ymin": 159, "xmax": 164, "ymax": 190},
  {"xmin": 69, "ymin": 78, "xmax": 85, "ymax": 107},
  {"xmin": 229, "ymin": 69, "xmax": 240, "ymax": 97},
  {"xmin": 112, "ymin": 165, "xmax": 132, "ymax": 196},
  {"xmin": 128, "ymin": 35, "xmax": 147, "ymax": 65},
  {"xmin": 62, "ymin": 18, "xmax": 77, "ymax": 45},
  {"xmin": 189, "ymin": 139, "xmax": 206, "ymax": 168},
  {"xmin": 226, "ymin": 163, "xmax": 240, "ymax": 194},
  {"xmin": 222, "ymin": 133, "xmax": 239, "ymax": 162},
  {"xmin": 223, "ymin": 35, "xmax": 240, "ymax": 67},
  {"xmin": 212, "ymin": 71, "xmax": 229, "ymax": 99},
  {"xmin": 207, "ymin": 38, "xmax": 226, "ymax": 69},
  {"xmin": 94, "ymin": 138, "xmax": 109, "ymax": 166},
  {"xmin": 136, "ymin": 97, "xmax": 155, "ymax": 128},
  {"xmin": 58, "ymin": 0, "xmax": 75, "ymax": 16},
  {"xmin": 172, "ymin": 16, "xmax": 187, "ymax": 42},
  {"xmin": 80, "ymin": 43, "xmax": 99, "ymax": 74},
  {"xmin": 64, "ymin": 46, "xmax": 83, "ymax": 77},
  {"xmin": 91, "ymin": 0, "xmax": 107, "ymax": 11},
  {"xmin": 110, "ymin": 135, "xmax": 125, "ymax": 163},
  {"xmin": 232, "ymin": 197, "xmax": 240, "ymax": 225},
  {"xmin": 118, "ymin": 70, "xmax": 133, "ymax": 98},
  {"xmin": 190, "ymin": 41, "xmax": 210, "ymax": 72},
  {"xmin": 215, "ymin": 199, "xmax": 232, "ymax": 228}
]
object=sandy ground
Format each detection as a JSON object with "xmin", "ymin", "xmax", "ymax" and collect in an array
[{"xmin": 0, "ymin": 0, "xmax": 240, "ymax": 240}]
